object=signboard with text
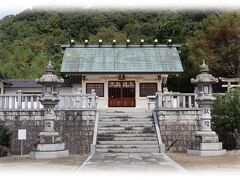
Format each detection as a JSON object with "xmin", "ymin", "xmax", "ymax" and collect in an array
[{"xmin": 18, "ymin": 129, "xmax": 26, "ymax": 140}]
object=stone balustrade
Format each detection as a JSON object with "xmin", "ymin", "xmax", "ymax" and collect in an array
[
  {"xmin": 147, "ymin": 92, "xmax": 199, "ymax": 110},
  {"xmin": 0, "ymin": 91, "xmax": 97, "ymax": 110}
]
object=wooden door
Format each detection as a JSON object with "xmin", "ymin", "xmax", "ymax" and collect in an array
[{"xmin": 108, "ymin": 81, "xmax": 135, "ymax": 107}]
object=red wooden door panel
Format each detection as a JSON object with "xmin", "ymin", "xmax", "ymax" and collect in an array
[{"xmin": 108, "ymin": 81, "xmax": 135, "ymax": 107}]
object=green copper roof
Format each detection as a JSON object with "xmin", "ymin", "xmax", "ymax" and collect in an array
[{"xmin": 60, "ymin": 46, "xmax": 183, "ymax": 73}]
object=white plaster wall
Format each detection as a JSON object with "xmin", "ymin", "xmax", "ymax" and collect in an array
[
  {"xmin": 59, "ymin": 87, "xmax": 75, "ymax": 94},
  {"xmin": 81, "ymin": 74, "xmax": 164, "ymax": 109}
]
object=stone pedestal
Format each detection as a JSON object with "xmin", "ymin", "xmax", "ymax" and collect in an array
[
  {"xmin": 30, "ymin": 131, "xmax": 69, "ymax": 159},
  {"xmin": 187, "ymin": 131, "xmax": 226, "ymax": 156}
]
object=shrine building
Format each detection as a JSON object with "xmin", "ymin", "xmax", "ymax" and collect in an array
[{"xmin": 60, "ymin": 42, "xmax": 183, "ymax": 109}]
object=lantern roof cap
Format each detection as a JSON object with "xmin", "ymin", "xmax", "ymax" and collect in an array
[
  {"xmin": 36, "ymin": 60, "xmax": 64, "ymax": 84},
  {"xmin": 191, "ymin": 60, "xmax": 218, "ymax": 84}
]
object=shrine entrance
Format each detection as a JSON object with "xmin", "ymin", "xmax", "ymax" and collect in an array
[{"xmin": 108, "ymin": 81, "xmax": 135, "ymax": 107}]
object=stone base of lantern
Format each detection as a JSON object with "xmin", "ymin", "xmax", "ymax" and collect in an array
[
  {"xmin": 187, "ymin": 131, "xmax": 226, "ymax": 156},
  {"xmin": 30, "ymin": 131, "xmax": 69, "ymax": 159}
]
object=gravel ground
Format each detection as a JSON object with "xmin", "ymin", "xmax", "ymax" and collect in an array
[
  {"xmin": 167, "ymin": 150, "xmax": 240, "ymax": 172},
  {"xmin": 0, "ymin": 154, "xmax": 88, "ymax": 172},
  {"xmin": 1, "ymin": 151, "xmax": 240, "ymax": 173}
]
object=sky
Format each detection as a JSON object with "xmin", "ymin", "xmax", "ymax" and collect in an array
[{"xmin": 0, "ymin": 0, "xmax": 240, "ymax": 19}]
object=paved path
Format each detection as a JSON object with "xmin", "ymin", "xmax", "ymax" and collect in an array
[{"xmin": 78, "ymin": 153, "xmax": 185, "ymax": 172}]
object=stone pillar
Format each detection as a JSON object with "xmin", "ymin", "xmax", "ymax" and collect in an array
[
  {"xmin": 187, "ymin": 61, "xmax": 226, "ymax": 156},
  {"xmin": 91, "ymin": 89, "xmax": 96, "ymax": 109},
  {"xmin": 30, "ymin": 61, "xmax": 69, "ymax": 159},
  {"xmin": 17, "ymin": 90, "xmax": 22, "ymax": 109}
]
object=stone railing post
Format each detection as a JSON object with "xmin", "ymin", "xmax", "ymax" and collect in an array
[
  {"xmin": 156, "ymin": 91, "xmax": 162, "ymax": 110},
  {"xmin": 91, "ymin": 89, "xmax": 96, "ymax": 109},
  {"xmin": 17, "ymin": 90, "xmax": 22, "ymax": 109}
]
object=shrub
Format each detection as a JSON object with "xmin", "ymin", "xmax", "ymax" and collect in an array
[
  {"xmin": 212, "ymin": 88, "xmax": 240, "ymax": 149},
  {"xmin": 0, "ymin": 125, "xmax": 12, "ymax": 157}
]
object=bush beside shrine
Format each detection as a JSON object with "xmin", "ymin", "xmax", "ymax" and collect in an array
[
  {"xmin": 0, "ymin": 125, "xmax": 12, "ymax": 157},
  {"xmin": 212, "ymin": 88, "xmax": 240, "ymax": 150}
]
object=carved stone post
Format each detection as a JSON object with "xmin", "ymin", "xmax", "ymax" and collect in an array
[
  {"xmin": 30, "ymin": 61, "xmax": 69, "ymax": 159},
  {"xmin": 187, "ymin": 61, "xmax": 226, "ymax": 156}
]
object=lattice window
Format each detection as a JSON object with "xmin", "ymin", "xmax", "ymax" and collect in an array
[
  {"xmin": 140, "ymin": 83, "xmax": 157, "ymax": 97},
  {"xmin": 86, "ymin": 83, "xmax": 104, "ymax": 97}
]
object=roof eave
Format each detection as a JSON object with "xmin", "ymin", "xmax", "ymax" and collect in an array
[{"xmin": 61, "ymin": 71, "xmax": 184, "ymax": 74}]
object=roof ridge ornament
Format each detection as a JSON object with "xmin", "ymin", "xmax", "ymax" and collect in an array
[
  {"xmin": 46, "ymin": 60, "xmax": 54, "ymax": 74},
  {"xmin": 154, "ymin": 39, "xmax": 158, "ymax": 47},
  {"xmin": 140, "ymin": 39, "xmax": 144, "ymax": 47},
  {"xmin": 112, "ymin": 39, "xmax": 116, "ymax": 47}
]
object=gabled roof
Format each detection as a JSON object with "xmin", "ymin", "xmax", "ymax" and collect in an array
[
  {"xmin": 60, "ymin": 45, "xmax": 184, "ymax": 74},
  {"xmin": 7, "ymin": 80, "xmax": 42, "ymax": 88},
  {"xmin": 7, "ymin": 79, "xmax": 73, "ymax": 88}
]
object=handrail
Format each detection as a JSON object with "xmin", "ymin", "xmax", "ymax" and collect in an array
[
  {"xmin": 0, "ymin": 92, "xmax": 97, "ymax": 110},
  {"xmin": 153, "ymin": 110, "xmax": 165, "ymax": 153},
  {"xmin": 90, "ymin": 111, "xmax": 100, "ymax": 155},
  {"xmin": 156, "ymin": 92, "xmax": 198, "ymax": 109}
]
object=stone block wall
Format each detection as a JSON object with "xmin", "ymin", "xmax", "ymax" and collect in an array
[
  {"xmin": 0, "ymin": 110, "xmax": 96, "ymax": 155},
  {"xmin": 157, "ymin": 109, "xmax": 201, "ymax": 152}
]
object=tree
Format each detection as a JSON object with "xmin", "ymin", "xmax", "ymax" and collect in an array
[
  {"xmin": 212, "ymin": 88, "xmax": 240, "ymax": 149},
  {"xmin": 156, "ymin": 13, "xmax": 192, "ymax": 43},
  {"xmin": 0, "ymin": 9, "xmax": 210, "ymax": 81},
  {"xmin": 188, "ymin": 12, "xmax": 240, "ymax": 78},
  {"xmin": 89, "ymin": 26, "xmax": 127, "ymax": 44},
  {"xmin": 0, "ymin": 125, "xmax": 12, "ymax": 157}
]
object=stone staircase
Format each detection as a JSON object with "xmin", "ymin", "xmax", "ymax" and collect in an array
[{"xmin": 96, "ymin": 110, "xmax": 160, "ymax": 153}]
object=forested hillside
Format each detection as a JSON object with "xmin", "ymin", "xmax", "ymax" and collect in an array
[{"xmin": 0, "ymin": 9, "xmax": 239, "ymax": 92}]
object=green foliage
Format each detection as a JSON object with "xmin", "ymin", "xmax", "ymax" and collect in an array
[
  {"xmin": 0, "ymin": 125, "xmax": 12, "ymax": 148},
  {"xmin": 188, "ymin": 12, "xmax": 240, "ymax": 78},
  {"xmin": 156, "ymin": 13, "xmax": 192, "ymax": 43},
  {"xmin": 0, "ymin": 9, "xmax": 209, "ymax": 88},
  {"xmin": 89, "ymin": 26, "xmax": 127, "ymax": 44},
  {"xmin": 212, "ymin": 88, "xmax": 240, "ymax": 132}
]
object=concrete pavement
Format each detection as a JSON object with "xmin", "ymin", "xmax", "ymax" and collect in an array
[{"xmin": 78, "ymin": 153, "xmax": 185, "ymax": 172}]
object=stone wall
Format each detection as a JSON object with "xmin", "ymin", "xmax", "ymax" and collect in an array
[
  {"xmin": 0, "ymin": 110, "xmax": 96, "ymax": 155},
  {"xmin": 157, "ymin": 109, "xmax": 201, "ymax": 152}
]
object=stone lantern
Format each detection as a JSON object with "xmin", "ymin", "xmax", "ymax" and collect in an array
[
  {"xmin": 187, "ymin": 60, "xmax": 226, "ymax": 156},
  {"xmin": 30, "ymin": 61, "xmax": 69, "ymax": 159}
]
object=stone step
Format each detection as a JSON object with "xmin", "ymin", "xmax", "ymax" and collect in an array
[
  {"xmin": 98, "ymin": 126, "xmax": 154, "ymax": 131},
  {"xmin": 97, "ymin": 140, "xmax": 158, "ymax": 145},
  {"xmin": 100, "ymin": 117, "xmax": 153, "ymax": 121},
  {"xmin": 99, "ymin": 119, "xmax": 153, "ymax": 123},
  {"xmin": 100, "ymin": 109, "xmax": 152, "ymax": 113},
  {"xmin": 106, "ymin": 133, "xmax": 157, "ymax": 137},
  {"xmin": 95, "ymin": 147, "xmax": 159, "ymax": 153},
  {"xmin": 96, "ymin": 144, "xmax": 159, "ymax": 149},
  {"xmin": 98, "ymin": 129, "xmax": 155, "ymax": 134},
  {"xmin": 100, "ymin": 113, "xmax": 152, "ymax": 118},
  {"xmin": 97, "ymin": 135, "xmax": 157, "ymax": 141},
  {"xmin": 100, "ymin": 114, "xmax": 152, "ymax": 119},
  {"xmin": 98, "ymin": 121, "xmax": 153, "ymax": 127},
  {"xmin": 98, "ymin": 136, "xmax": 158, "ymax": 141}
]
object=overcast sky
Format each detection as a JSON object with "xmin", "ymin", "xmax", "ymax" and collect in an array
[{"xmin": 0, "ymin": 0, "xmax": 240, "ymax": 19}]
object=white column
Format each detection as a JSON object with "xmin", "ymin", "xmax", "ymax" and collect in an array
[
  {"xmin": 135, "ymin": 81, "xmax": 140, "ymax": 108},
  {"xmin": 104, "ymin": 80, "xmax": 108, "ymax": 108}
]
